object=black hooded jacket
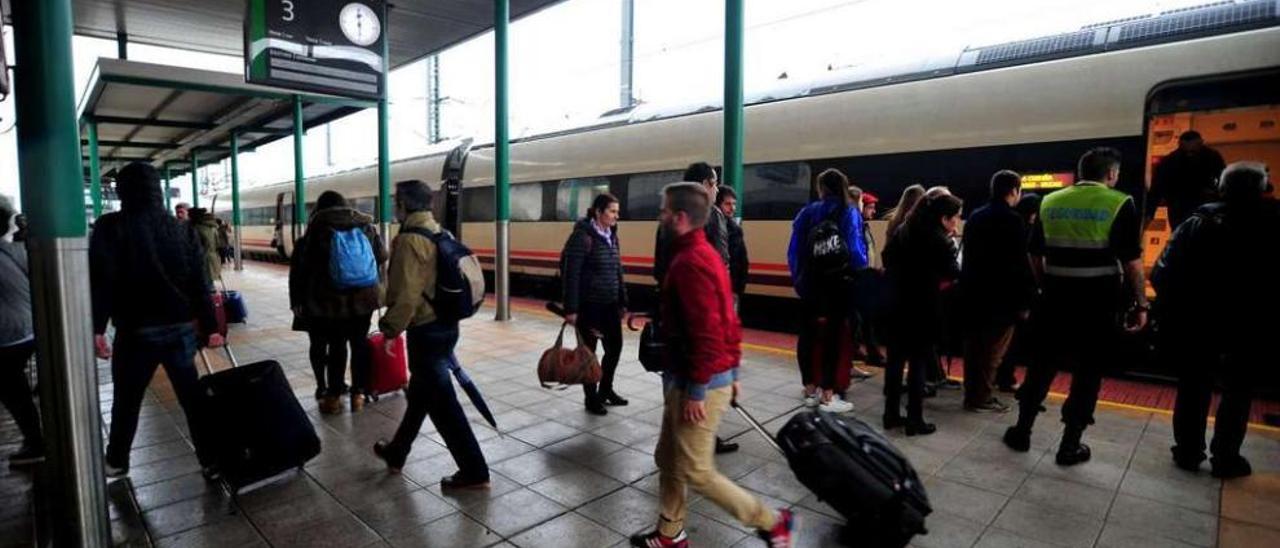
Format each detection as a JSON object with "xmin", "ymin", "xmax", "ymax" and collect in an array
[{"xmin": 90, "ymin": 165, "xmax": 217, "ymax": 337}]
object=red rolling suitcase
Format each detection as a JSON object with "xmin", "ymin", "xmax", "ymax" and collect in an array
[{"xmin": 367, "ymin": 332, "xmax": 408, "ymax": 397}]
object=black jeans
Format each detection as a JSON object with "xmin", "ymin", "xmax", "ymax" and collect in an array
[
  {"xmin": 576, "ymin": 302, "xmax": 623, "ymax": 404},
  {"xmin": 851, "ymin": 270, "xmax": 884, "ymax": 360},
  {"xmin": 387, "ymin": 322, "xmax": 488, "ymax": 479},
  {"xmin": 1016, "ymin": 296, "xmax": 1118, "ymax": 432},
  {"xmin": 0, "ymin": 341, "xmax": 43, "ymax": 447},
  {"xmin": 307, "ymin": 314, "xmax": 372, "ymax": 396},
  {"xmin": 106, "ymin": 324, "xmax": 212, "ymax": 468},
  {"xmin": 1171, "ymin": 341, "xmax": 1256, "ymax": 464},
  {"xmin": 884, "ymin": 337, "xmax": 931, "ymax": 422}
]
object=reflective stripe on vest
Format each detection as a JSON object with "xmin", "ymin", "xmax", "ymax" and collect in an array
[{"xmin": 1039, "ymin": 182, "xmax": 1129, "ymax": 279}]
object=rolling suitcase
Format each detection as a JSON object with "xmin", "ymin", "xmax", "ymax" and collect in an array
[
  {"xmin": 222, "ymin": 290, "xmax": 247, "ymax": 324},
  {"xmin": 734, "ymin": 402, "xmax": 931, "ymax": 548},
  {"xmin": 197, "ymin": 345, "xmax": 321, "ymax": 493},
  {"xmin": 205, "ymin": 292, "xmax": 229, "ymax": 338},
  {"xmin": 367, "ymin": 332, "xmax": 408, "ymax": 398}
]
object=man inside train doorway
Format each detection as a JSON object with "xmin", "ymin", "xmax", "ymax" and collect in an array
[{"xmin": 1149, "ymin": 130, "xmax": 1227, "ymax": 230}]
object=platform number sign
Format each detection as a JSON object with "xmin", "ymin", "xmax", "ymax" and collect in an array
[{"xmin": 244, "ymin": 0, "xmax": 387, "ymax": 99}]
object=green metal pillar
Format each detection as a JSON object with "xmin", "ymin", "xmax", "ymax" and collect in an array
[
  {"xmin": 190, "ymin": 149, "xmax": 201, "ymax": 209},
  {"xmin": 163, "ymin": 164, "xmax": 172, "ymax": 211},
  {"xmin": 293, "ymin": 95, "xmax": 306, "ymax": 232},
  {"xmin": 724, "ymin": 0, "xmax": 745, "ymax": 220},
  {"xmin": 377, "ymin": 7, "xmax": 392, "ymax": 248},
  {"xmin": 87, "ymin": 121, "xmax": 102, "ymax": 218},
  {"xmin": 231, "ymin": 132, "xmax": 244, "ymax": 271},
  {"xmin": 12, "ymin": 0, "xmax": 111, "ymax": 545},
  {"xmin": 494, "ymin": 0, "xmax": 511, "ymax": 321}
]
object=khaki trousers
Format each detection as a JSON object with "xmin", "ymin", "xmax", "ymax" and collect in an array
[
  {"xmin": 655, "ymin": 386, "xmax": 775, "ymax": 537},
  {"xmin": 963, "ymin": 322, "xmax": 1016, "ymax": 407}
]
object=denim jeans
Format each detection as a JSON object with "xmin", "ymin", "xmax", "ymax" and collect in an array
[
  {"xmin": 387, "ymin": 322, "xmax": 488, "ymax": 479},
  {"xmin": 106, "ymin": 323, "xmax": 212, "ymax": 468}
]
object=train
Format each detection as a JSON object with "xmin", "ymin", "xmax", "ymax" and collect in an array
[{"xmin": 217, "ymin": 1, "xmax": 1280, "ymax": 379}]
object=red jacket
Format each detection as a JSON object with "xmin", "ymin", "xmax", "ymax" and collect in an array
[{"xmin": 660, "ymin": 229, "xmax": 742, "ymax": 400}]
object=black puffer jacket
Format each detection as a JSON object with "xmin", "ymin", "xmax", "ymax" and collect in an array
[
  {"xmin": 289, "ymin": 207, "xmax": 387, "ymax": 324},
  {"xmin": 561, "ymin": 218, "xmax": 627, "ymax": 314}
]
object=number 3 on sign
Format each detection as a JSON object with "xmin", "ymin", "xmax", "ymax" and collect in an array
[{"xmin": 281, "ymin": 0, "xmax": 295, "ymax": 21}]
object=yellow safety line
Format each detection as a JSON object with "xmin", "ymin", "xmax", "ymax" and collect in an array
[{"xmin": 507, "ymin": 301, "xmax": 1280, "ymax": 434}]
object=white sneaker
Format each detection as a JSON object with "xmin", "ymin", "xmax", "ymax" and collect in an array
[
  {"xmin": 802, "ymin": 390, "xmax": 820, "ymax": 408},
  {"xmin": 820, "ymin": 396, "xmax": 854, "ymax": 414}
]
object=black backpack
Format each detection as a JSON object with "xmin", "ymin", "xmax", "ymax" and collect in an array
[
  {"xmin": 401, "ymin": 227, "xmax": 486, "ymax": 323},
  {"xmin": 804, "ymin": 207, "xmax": 853, "ymax": 287}
]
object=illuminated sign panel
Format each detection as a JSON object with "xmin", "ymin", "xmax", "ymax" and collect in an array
[{"xmin": 1020, "ymin": 172, "xmax": 1075, "ymax": 190}]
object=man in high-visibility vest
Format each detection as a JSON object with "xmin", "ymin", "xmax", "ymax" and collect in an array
[{"xmin": 1003, "ymin": 147, "xmax": 1148, "ymax": 466}]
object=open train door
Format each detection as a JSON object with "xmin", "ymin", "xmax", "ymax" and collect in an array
[
  {"xmin": 272, "ymin": 191, "xmax": 296, "ymax": 259},
  {"xmin": 1142, "ymin": 70, "xmax": 1280, "ymax": 300},
  {"xmin": 440, "ymin": 138, "xmax": 473, "ymax": 236}
]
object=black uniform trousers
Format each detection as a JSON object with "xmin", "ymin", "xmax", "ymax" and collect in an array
[
  {"xmin": 1170, "ymin": 337, "xmax": 1256, "ymax": 465},
  {"xmin": 1016, "ymin": 285, "xmax": 1120, "ymax": 432}
]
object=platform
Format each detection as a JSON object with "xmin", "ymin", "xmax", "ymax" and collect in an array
[{"xmin": 1, "ymin": 262, "xmax": 1278, "ymax": 548}]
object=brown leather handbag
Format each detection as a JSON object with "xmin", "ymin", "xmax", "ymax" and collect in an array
[{"xmin": 538, "ymin": 322, "xmax": 602, "ymax": 389}]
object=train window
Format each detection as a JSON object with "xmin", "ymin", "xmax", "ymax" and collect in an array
[
  {"xmin": 556, "ymin": 177, "xmax": 610, "ymax": 221},
  {"xmin": 511, "ymin": 183, "xmax": 543, "ymax": 222},
  {"xmin": 625, "ymin": 171, "xmax": 682, "ymax": 220},
  {"xmin": 462, "ymin": 187, "xmax": 496, "ymax": 222},
  {"xmin": 742, "ymin": 162, "xmax": 811, "ymax": 220},
  {"xmin": 352, "ymin": 197, "xmax": 376, "ymax": 216}
]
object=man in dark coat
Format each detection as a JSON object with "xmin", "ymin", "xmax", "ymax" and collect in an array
[
  {"xmin": 716, "ymin": 186, "xmax": 749, "ymax": 300},
  {"xmin": 1154, "ymin": 161, "xmax": 1279, "ymax": 479},
  {"xmin": 1149, "ymin": 130, "xmax": 1227, "ymax": 230},
  {"xmin": 960, "ymin": 170, "xmax": 1036, "ymax": 413}
]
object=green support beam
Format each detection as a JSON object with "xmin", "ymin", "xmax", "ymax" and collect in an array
[
  {"xmin": 87, "ymin": 122, "xmax": 102, "ymax": 218},
  {"xmin": 12, "ymin": 0, "xmax": 111, "ymax": 544},
  {"xmin": 494, "ymin": 0, "xmax": 511, "ymax": 321},
  {"xmin": 190, "ymin": 149, "xmax": 200, "ymax": 209},
  {"xmin": 231, "ymin": 132, "xmax": 243, "ymax": 271},
  {"xmin": 163, "ymin": 164, "xmax": 172, "ymax": 211},
  {"xmin": 377, "ymin": 3, "xmax": 392, "ymax": 241},
  {"xmin": 724, "ymin": 0, "xmax": 745, "ymax": 220},
  {"xmin": 92, "ymin": 115, "xmax": 217, "ymax": 130},
  {"xmin": 80, "ymin": 140, "xmax": 180, "ymax": 149},
  {"xmin": 293, "ymin": 95, "xmax": 306, "ymax": 230}
]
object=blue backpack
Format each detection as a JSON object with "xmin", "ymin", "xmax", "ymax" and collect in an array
[
  {"xmin": 401, "ymin": 227, "xmax": 486, "ymax": 323},
  {"xmin": 329, "ymin": 227, "xmax": 379, "ymax": 290}
]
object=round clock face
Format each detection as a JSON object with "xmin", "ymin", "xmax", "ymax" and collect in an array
[{"xmin": 339, "ymin": 3, "xmax": 381, "ymax": 47}]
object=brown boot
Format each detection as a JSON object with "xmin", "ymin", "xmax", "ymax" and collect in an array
[
  {"xmin": 350, "ymin": 393, "xmax": 366, "ymax": 413},
  {"xmin": 319, "ymin": 395, "xmax": 343, "ymax": 415}
]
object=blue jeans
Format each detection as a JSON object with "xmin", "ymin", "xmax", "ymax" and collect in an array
[
  {"xmin": 106, "ymin": 323, "xmax": 212, "ymax": 468},
  {"xmin": 387, "ymin": 322, "xmax": 488, "ymax": 479}
]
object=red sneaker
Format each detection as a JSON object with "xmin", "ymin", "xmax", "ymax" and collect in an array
[
  {"xmin": 758, "ymin": 508, "xmax": 797, "ymax": 548},
  {"xmin": 629, "ymin": 530, "xmax": 688, "ymax": 548}
]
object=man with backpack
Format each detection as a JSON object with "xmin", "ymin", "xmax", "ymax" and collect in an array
[
  {"xmin": 374, "ymin": 180, "xmax": 490, "ymax": 489},
  {"xmin": 1154, "ymin": 161, "xmax": 1278, "ymax": 479},
  {"xmin": 289, "ymin": 190, "xmax": 386, "ymax": 413},
  {"xmin": 787, "ymin": 168, "xmax": 869, "ymax": 413}
]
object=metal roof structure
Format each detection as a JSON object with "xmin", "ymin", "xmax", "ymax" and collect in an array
[
  {"xmin": 76, "ymin": 58, "xmax": 372, "ymax": 178},
  {"xmin": 3, "ymin": 0, "xmax": 566, "ymax": 70}
]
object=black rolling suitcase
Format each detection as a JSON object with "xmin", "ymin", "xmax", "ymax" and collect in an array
[
  {"xmin": 733, "ymin": 402, "xmax": 931, "ymax": 548},
  {"xmin": 197, "ymin": 346, "xmax": 321, "ymax": 493}
]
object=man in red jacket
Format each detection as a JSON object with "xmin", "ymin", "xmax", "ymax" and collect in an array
[{"xmin": 631, "ymin": 183, "xmax": 796, "ymax": 548}]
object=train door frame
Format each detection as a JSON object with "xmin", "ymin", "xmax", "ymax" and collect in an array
[{"xmin": 441, "ymin": 139, "xmax": 473, "ymax": 235}]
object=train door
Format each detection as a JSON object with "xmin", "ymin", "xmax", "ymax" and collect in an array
[
  {"xmin": 1142, "ymin": 70, "xmax": 1280, "ymax": 299},
  {"xmin": 273, "ymin": 191, "xmax": 295, "ymax": 258}
]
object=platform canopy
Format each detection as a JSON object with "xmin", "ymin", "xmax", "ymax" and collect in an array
[
  {"xmin": 75, "ymin": 58, "xmax": 372, "ymax": 178},
  {"xmin": 3, "ymin": 0, "xmax": 565, "ymax": 70}
]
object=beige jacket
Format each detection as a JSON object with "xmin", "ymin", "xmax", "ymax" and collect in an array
[{"xmin": 379, "ymin": 211, "xmax": 440, "ymax": 338}]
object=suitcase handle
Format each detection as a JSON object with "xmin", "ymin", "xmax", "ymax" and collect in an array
[
  {"xmin": 197, "ymin": 344, "xmax": 240, "ymax": 377},
  {"xmin": 730, "ymin": 400, "xmax": 783, "ymax": 454}
]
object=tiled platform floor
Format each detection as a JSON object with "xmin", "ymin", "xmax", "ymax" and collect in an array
[{"xmin": 2, "ymin": 262, "xmax": 1278, "ymax": 547}]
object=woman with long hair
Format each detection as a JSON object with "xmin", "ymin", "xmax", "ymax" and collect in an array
[
  {"xmin": 562, "ymin": 193, "xmax": 629, "ymax": 415},
  {"xmin": 885, "ymin": 184, "xmax": 926, "ymax": 240},
  {"xmin": 786, "ymin": 168, "xmax": 869, "ymax": 413},
  {"xmin": 881, "ymin": 193, "xmax": 964, "ymax": 435},
  {"xmin": 289, "ymin": 190, "xmax": 387, "ymax": 414}
]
